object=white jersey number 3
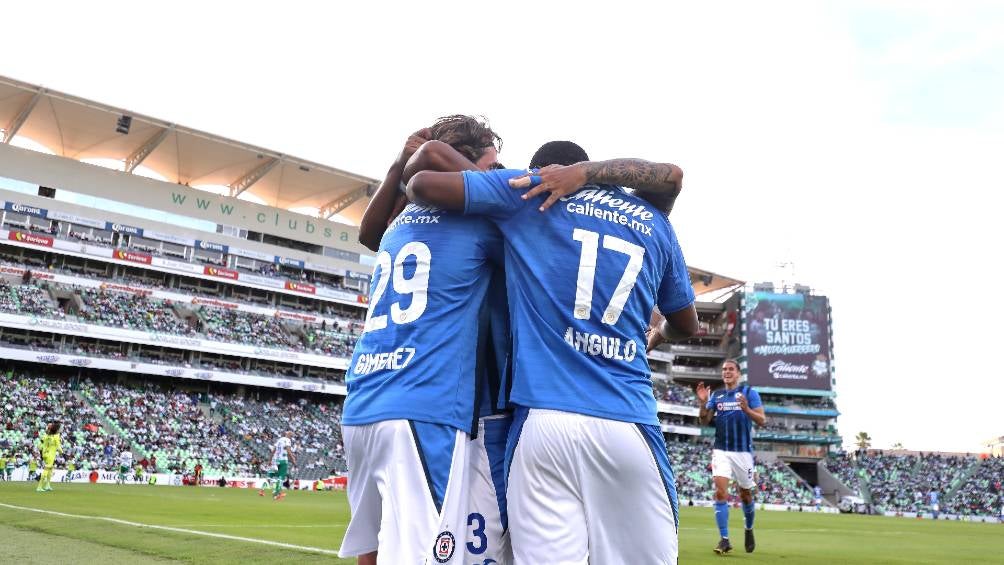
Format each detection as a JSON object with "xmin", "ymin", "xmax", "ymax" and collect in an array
[
  {"xmin": 363, "ymin": 242, "xmax": 431, "ymax": 333},
  {"xmin": 572, "ymin": 228, "xmax": 645, "ymax": 325}
]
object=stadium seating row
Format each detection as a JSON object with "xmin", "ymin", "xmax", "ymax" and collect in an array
[
  {"xmin": 0, "ymin": 280, "xmax": 361, "ymax": 357},
  {"xmin": 826, "ymin": 452, "xmax": 1003, "ymax": 516}
]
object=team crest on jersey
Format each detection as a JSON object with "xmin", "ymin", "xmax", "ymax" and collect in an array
[{"xmin": 433, "ymin": 531, "xmax": 456, "ymax": 562}]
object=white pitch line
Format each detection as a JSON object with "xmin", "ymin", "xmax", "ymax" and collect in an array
[
  {"xmin": 0, "ymin": 503, "xmax": 341, "ymax": 556},
  {"xmin": 168, "ymin": 524, "xmax": 345, "ymax": 529}
]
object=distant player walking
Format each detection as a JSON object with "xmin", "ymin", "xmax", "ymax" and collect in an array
[
  {"xmin": 117, "ymin": 450, "xmax": 133, "ymax": 485},
  {"xmin": 697, "ymin": 359, "xmax": 767, "ymax": 555},
  {"xmin": 928, "ymin": 490, "xmax": 940, "ymax": 519},
  {"xmin": 268, "ymin": 431, "xmax": 295, "ymax": 501},
  {"xmin": 36, "ymin": 422, "xmax": 61, "ymax": 492}
]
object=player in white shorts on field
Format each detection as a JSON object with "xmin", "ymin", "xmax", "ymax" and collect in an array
[
  {"xmin": 697, "ymin": 359, "xmax": 767, "ymax": 555},
  {"xmin": 340, "ymin": 116, "xmax": 511, "ymax": 565},
  {"xmin": 406, "ymin": 140, "xmax": 696, "ymax": 564}
]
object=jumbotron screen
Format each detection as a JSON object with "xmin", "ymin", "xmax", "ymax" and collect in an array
[{"xmin": 743, "ymin": 291, "xmax": 832, "ymax": 390}]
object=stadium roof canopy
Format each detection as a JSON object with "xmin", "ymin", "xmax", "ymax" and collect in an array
[
  {"xmin": 688, "ymin": 266, "xmax": 744, "ymax": 297},
  {"xmin": 0, "ymin": 74, "xmax": 743, "ymax": 295},
  {"xmin": 0, "ymin": 75, "xmax": 379, "ymax": 224}
]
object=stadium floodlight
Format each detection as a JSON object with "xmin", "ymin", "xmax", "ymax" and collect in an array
[{"xmin": 116, "ymin": 115, "xmax": 133, "ymax": 135}]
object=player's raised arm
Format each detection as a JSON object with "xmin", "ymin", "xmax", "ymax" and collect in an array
[
  {"xmin": 646, "ymin": 307, "xmax": 700, "ymax": 352},
  {"xmin": 509, "ymin": 159, "xmax": 683, "ymax": 213},
  {"xmin": 406, "ymin": 170, "xmax": 467, "ymax": 211},
  {"xmin": 697, "ymin": 382, "xmax": 715, "ymax": 426},
  {"xmin": 400, "ymin": 140, "xmax": 483, "ymax": 210},
  {"xmin": 357, "ymin": 128, "xmax": 431, "ymax": 251},
  {"xmin": 402, "ymin": 140, "xmax": 482, "ymax": 181}
]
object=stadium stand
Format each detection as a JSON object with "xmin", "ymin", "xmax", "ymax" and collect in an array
[
  {"xmin": 824, "ymin": 452, "xmax": 862, "ymax": 495},
  {"xmin": 0, "ymin": 371, "xmax": 110, "ymax": 470},
  {"xmin": 77, "ymin": 288, "xmax": 195, "ymax": 335},
  {"xmin": 667, "ymin": 439, "xmax": 815, "ymax": 506},
  {"xmin": 69, "ymin": 373, "xmax": 346, "ymax": 480},
  {"xmin": 198, "ymin": 307, "xmax": 294, "ymax": 349},
  {"xmin": 0, "ymin": 280, "xmax": 64, "ymax": 318},
  {"xmin": 756, "ymin": 460, "xmax": 814, "ymax": 505},
  {"xmin": 0, "ymin": 276, "xmax": 363, "ymax": 356},
  {"xmin": 943, "ymin": 456, "xmax": 1004, "ymax": 517}
]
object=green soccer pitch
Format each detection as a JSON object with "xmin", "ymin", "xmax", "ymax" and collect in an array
[{"xmin": 0, "ymin": 483, "xmax": 999, "ymax": 564}]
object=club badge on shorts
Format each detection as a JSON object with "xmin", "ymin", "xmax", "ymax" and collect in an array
[{"xmin": 433, "ymin": 530, "xmax": 456, "ymax": 563}]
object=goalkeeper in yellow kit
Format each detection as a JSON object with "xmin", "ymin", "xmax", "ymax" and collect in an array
[{"xmin": 36, "ymin": 422, "xmax": 62, "ymax": 493}]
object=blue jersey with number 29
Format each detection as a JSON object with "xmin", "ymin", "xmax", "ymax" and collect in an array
[
  {"xmin": 342, "ymin": 203, "xmax": 502, "ymax": 433},
  {"xmin": 463, "ymin": 169, "xmax": 695, "ymax": 425}
]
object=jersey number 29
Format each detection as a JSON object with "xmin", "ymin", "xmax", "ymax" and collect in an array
[{"xmin": 363, "ymin": 242, "xmax": 431, "ymax": 333}]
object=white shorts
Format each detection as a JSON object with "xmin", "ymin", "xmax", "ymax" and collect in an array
[
  {"xmin": 506, "ymin": 408, "xmax": 678, "ymax": 565},
  {"xmin": 339, "ymin": 420, "xmax": 471, "ymax": 564},
  {"xmin": 711, "ymin": 449, "xmax": 756, "ymax": 490},
  {"xmin": 465, "ymin": 415, "xmax": 513, "ymax": 565},
  {"xmin": 931, "ymin": 503, "xmax": 940, "ymax": 513}
]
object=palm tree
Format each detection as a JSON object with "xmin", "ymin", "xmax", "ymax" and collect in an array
[
  {"xmin": 891, "ymin": 441, "xmax": 905, "ymax": 450},
  {"xmin": 855, "ymin": 431, "xmax": 872, "ymax": 451}
]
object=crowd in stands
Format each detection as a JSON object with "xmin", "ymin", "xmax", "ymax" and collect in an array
[
  {"xmin": 755, "ymin": 460, "xmax": 814, "ymax": 505},
  {"xmin": 198, "ymin": 307, "xmax": 291, "ymax": 349},
  {"xmin": 0, "ymin": 372, "xmax": 109, "ymax": 471},
  {"xmin": 764, "ymin": 396, "xmax": 836, "ymax": 411},
  {"xmin": 83, "ymin": 380, "xmax": 250, "ymax": 476},
  {"xmin": 303, "ymin": 327, "xmax": 358, "ymax": 357},
  {"xmin": 0, "ymin": 274, "xmax": 365, "ymax": 360},
  {"xmin": 77, "ymin": 288, "xmax": 194, "ymax": 335},
  {"xmin": 859, "ymin": 452, "xmax": 925, "ymax": 512},
  {"xmin": 825, "ymin": 451, "xmax": 1002, "ymax": 516},
  {"xmin": 212, "ymin": 395, "xmax": 346, "ymax": 480},
  {"xmin": 666, "ymin": 439, "xmax": 814, "ymax": 506},
  {"xmin": 81, "ymin": 378, "xmax": 347, "ymax": 479},
  {"xmin": 824, "ymin": 452, "xmax": 861, "ymax": 494},
  {"xmin": 0, "ymin": 280, "xmax": 64, "ymax": 318},
  {"xmin": 654, "ymin": 380, "xmax": 697, "ymax": 405},
  {"xmin": 668, "ymin": 440, "xmax": 713, "ymax": 501},
  {"xmin": 943, "ymin": 456, "xmax": 1004, "ymax": 517}
]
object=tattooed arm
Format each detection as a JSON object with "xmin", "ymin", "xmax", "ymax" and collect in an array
[
  {"xmin": 509, "ymin": 159, "xmax": 683, "ymax": 213},
  {"xmin": 584, "ymin": 159, "xmax": 682, "ymax": 214}
]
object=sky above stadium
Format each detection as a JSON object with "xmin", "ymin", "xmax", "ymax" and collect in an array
[{"xmin": 3, "ymin": 1, "xmax": 1002, "ymax": 453}]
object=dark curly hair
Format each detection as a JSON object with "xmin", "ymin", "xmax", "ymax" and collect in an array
[
  {"xmin": 529, "ymin": 140, "xmax": 589, "ymax": 169},
  {"xmin": 429, "ymin": 115, "xmax": 502, "ymax": 163}
]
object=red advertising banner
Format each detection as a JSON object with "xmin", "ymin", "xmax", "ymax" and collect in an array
[
  {"xmin": 112, "ymin": 249, "xmax": 153, "ymax": 265},
  {"xmin": 0, "ymin": 265, "xmax": 55, "ymax": 280},
  {"xmin": 284, "ymin": 281, "xmax": 316, "ymax": 294},
  {"xmin": 99, "ymin": 282, "xmax": 153, "ymax": 296},
  {"xmin": 7, "ymin": 230, "xmax": 54, "ymax": 248},
  {"xmin": 203, "ymin": 265, "xmax": 239, "ymax": 280},
  {"xmin": 191, "ymin": 297, "xmax": 240, "ymax": 310}
]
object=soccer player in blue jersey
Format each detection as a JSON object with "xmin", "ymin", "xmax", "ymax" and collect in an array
[
  {"xmin": 406, "ymin": 148, "xmax": 698, "ymax": 564},
  {"xmin": 929, "ymin": 489, "xmax": 940, "ymax": 519},
  {"xmin": 339, "ymin": 116, "xmax": 510, "ymax": 565},
  {"xmin": 696, "ymin": 359, "xmax": 767, "ymax": 555}
]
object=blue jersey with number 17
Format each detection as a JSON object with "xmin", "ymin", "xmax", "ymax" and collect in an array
[
  {"xmin": 463, "ymin": 169, "xmax": 695, "ymax": 425},
  {"xmin": 342, "ymin": 203, "xmax": 502, "ymax": 433}
]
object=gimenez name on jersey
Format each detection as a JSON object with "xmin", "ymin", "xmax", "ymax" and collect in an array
[
  {"xmin": 560, "ymin": 186, "xmax": 656, "ymax": 236},
  {"xmin": 385, "ymin": 203, "xmax": 443, "ymax": 234},
  {"xmin": 353, "ymin": 347, "xmax": 416, "ymax": 376}
]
